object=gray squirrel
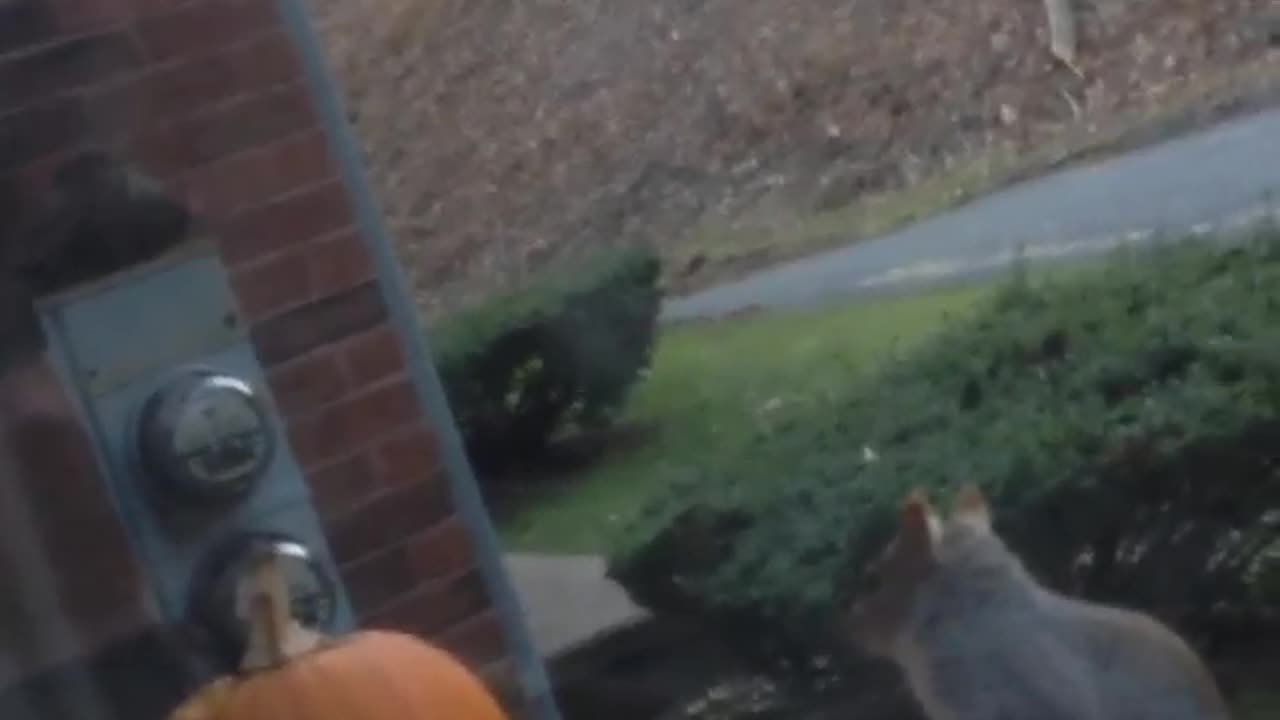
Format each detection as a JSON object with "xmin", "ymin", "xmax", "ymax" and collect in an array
[
  {"xmin": 14, "ymin": 149, "xmax": 192, "ymax": 295},
  {"xmin": 845, "ymin": 484, "xmax": 1232, "ymax": 720},
  {"xmin": 1, "ymin": 149, "xmax": 190, "ymax": 372}
]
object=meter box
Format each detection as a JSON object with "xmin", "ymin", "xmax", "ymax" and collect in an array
[{"xmin": 35, "ymin": 238, "xmax": 353, "ymax": 664}]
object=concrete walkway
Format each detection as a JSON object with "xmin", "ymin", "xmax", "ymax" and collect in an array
[
  {"xmin": 504, "ymin": 553, "xmax": 648, "ymax": 658},
  {"xmin": 664, "ymin": 107, "xmax": 1280, "ymax": 322}
]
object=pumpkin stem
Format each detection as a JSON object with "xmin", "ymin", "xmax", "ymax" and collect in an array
[{"xmin": 239, "ymin": 548, "xmax": 326, "ymax": 671}]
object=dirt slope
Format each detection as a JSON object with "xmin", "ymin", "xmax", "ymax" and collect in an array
[{"xmin": 305, "ymin": 0, "xmax": 1279, "ymax": 319}]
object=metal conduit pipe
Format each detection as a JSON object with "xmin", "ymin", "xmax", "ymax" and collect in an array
[{"xmin": 271, "ymin": 3, "xmax": 562, "ymax": 718}]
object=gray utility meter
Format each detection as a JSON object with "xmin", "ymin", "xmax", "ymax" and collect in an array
[
  {"xmin": 36, "ymin": 238, "xmax": 353, "ymax": 668},
  {"xmin": 190, "ymin": 532, "xmax": 341, "ymax": 662},
  {"xmin": 135, "ymin": 368, "xmax": 276, "ymax": 506}
]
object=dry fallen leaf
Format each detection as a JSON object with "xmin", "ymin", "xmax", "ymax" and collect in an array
[{"xmin": 305, "ymin": 0, "xmax": 1278, "ymax": 319}]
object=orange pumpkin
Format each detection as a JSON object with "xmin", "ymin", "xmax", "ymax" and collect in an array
[{"xmin": 170, "ymin": 550, "xmax": 510, "ymax": 720}]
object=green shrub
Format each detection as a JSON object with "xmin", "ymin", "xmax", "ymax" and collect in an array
[
  {"xmin": 608, "ymin": 226, "xmax": 1280, "ymax": 668},
  {"xmin": 434, "ymin": 246, "xmax": 662, "ymax": 473}
]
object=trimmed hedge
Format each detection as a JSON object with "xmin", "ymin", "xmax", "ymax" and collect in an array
[
  {"xmin": 608, "ymin": 226, "xmax": 1280, "ymax": 667},
  {"xmin": 434, "ymin": 246, "xmax": 662, "ymax": 473}
]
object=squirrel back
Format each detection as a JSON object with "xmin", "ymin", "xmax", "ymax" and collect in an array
[{"xmin": 844, "ymin": 485, "xmax": 1232, "ymax": 720}]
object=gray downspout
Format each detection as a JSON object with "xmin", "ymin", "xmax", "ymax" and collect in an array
[{"xmin": 272, "ymin": 3, "xmax": 562, "ymax": 719}]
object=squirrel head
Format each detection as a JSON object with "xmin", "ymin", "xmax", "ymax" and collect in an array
[
  {"xmin": 845, "ymin": 484, "xmax": 994, "ymax": 657},
  {"xmin": 845, "ymin": 488, "xmax": 941, "ymax": 657}
]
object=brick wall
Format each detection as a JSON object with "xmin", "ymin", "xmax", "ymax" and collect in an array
[{"xmin": 0, "ymin": 0, "xmax": 513, "ymax": 708}]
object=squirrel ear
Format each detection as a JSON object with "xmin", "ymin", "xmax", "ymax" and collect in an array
[
  {"xmin": 951, "ymin": 483, "xmax": 991, "ymax": 530},
  {"xmin": 900, "ymin": 489, "xmax": 939, "ymax": 552}
]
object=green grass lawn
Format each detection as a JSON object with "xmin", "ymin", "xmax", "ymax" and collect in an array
[{"xmin": 499, "ymin": 281, "xmax": 994, "ymax": 552}]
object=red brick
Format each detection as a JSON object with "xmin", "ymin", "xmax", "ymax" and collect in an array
[
  {"xmin": 251, "ymin": 282, "xmax": 387, "ymax": 367},
  {"xmin": 435, "ymin": 611, "xmax": 508, "ymax": 667},
  {"xmin": 0, "ymin": 3, "xmax": 60, "ymax": 58},
  {"xmin": 265, "ymin": 349, "xmax": 348, "ymax": 417},
  {"xmin": 0, "ymin": 360, "xmax": 155, "ymax": 668},
  {"xmin": 308, "ymin": 229, "xmax": 373, "ymax": 298},
  {"xmin": 184, "ymin": 128, "xmax": 334, "ymax": 216},
  {"xmin": 372, "ymin": 423, "xmax": 441, "ymax": 488},
  {"xmin": 80, "ymin": 77, "xmax": 161, "ymax": 147},
  {"xmin": 229, "ymin": 30, "xmax": 303, "ymax": 87},
  {"xmin": 305, "ymin": 451, "xmax": 380, "ymax": 520},
  {"xmin": 286, "ymin": 376, "xmax": 419, "ymax": 468},
  {"xmin": 48, "ymin": 0, "xmax": 133, "ymax": 32},
  {"xmin": 131, "ymin": 0, "xmax": 202, "ymax": 15},
  {"xmin": 0, "ymin": 30, "xmax": 142, "ymax": 115},
  {"xmin": 339, "ymin": 543, "xmax": 409, "ymax": 615},
  {"xmin": 136, "ymin": 82, "xmax": 316, "ymax": 174},
  {"xmin": 135, "ymin": 0, "xmax": 281, "ymax": 63},
  {"xmin": 325, "ymin": 480, "xmax": 454, "ymax": 564},
  {"xmin": 0, "ymin": 97, "xmax": 87, "ymax": 173},
  {"xmin": 18, "ymin": 150, "xmax": 75, "ymax": 191},
  {"xmin": 130, "ymin": 122, "xmax": 196, "ymax": 180},
  {"xmin": 220, "ymin": 181, "xmax": 352, "ymax": 266},
  {"xmin": 404, "ymin": 517, "xmax": 475, "ymax": 582},
  {"xmin": 360, "ymin": 570, "xmax": 490, "ymax": 637},
  {"xmin": 131, "ymin": 55, "xmax": 237, "ymax": 122},
  {"xmin": 0, "ymin": 341, "xmax": 69, "ymax": 419},
  {"xmin": 340, "ymin": 324, "xmax": 404, "ymax": 389},
  {"xmin": 338, "ymin": 378, "xmax": 420, "ymax": 443},
  {"xmin": 3, "ymin": 360, "xmax": 117, "ymax": 509},
  {"xmin": 0, "ymin": 149, "xmax": 71, "ymax": 219},
  {"xmin": 2, "ymin": 366, "xmax": 148, "ymax": 639},
  {"xmin": 230, "ymin": 248, "xmax": 313, "ymax": 320},
  {"xmin": 125, "ymin": 31, "xmax": 302, "ymax": 125}
]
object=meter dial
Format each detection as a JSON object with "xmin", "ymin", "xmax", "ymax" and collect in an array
[
  {"xmin": 191, "ymin": 533, "xmax": 340, "ymax": 662},
  {"xmin": 136, "ymin": 368, "xmax": 275, "ymax": 504}
]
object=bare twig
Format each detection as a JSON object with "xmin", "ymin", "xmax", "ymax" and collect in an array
[{"xmin": 1059, "ymin": 87, "xmax": 1083, "ymax": 119}]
